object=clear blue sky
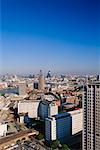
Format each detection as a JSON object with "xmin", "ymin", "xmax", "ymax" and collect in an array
[{"xmin": 1, "ymin": 0, "xmax": 100, "ymax": 75}]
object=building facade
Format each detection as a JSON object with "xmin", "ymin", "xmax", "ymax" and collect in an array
[
  {"xmin": 18, "ymin": 100, "xmax": 40, "ymax": 118},
  {"xmin": 45, "ymin": 113, "xmax": 71, "ymax": 141},
  {"xmin": 45, "ymin": 117, "xmax": 56, "ymax": 141},
  {"xmin": 45, "ymin": 109, "xmax": 83, "ymax": 141},
  {"xmin": 39, "ymin": 100, "xmax": 58, "ymax": 120},
  {"xmin": 0, "ymin": 123, "xmax": 7, "ymax": 137},
  {"xmin": 83, "ymin": 81, "xmax": 100, "ymax": 150},
  {"xmin": 69, "ymin": 109, "xmax": 83, "ymax": 135}
]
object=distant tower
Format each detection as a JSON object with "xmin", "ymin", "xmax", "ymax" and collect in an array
[
  {"xmin": 97, "ymin": 75, "xmax": 100, "ymax": 81},
  {"xmin": 39, "ymin": 70, "xmax": 45, "ymax": 91},
  {"xmin": 19, "ymin": 82, "xmax": 27, "ymax": 96},
  {"xmin": 34, "ymin": 81, "xmax": 39, "ymax": 89},
  {"xmin": 47, "ymin": 70, "xmax": 51, "ymax": 78}
]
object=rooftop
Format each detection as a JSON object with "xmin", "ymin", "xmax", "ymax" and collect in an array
[{"xmin": 87, "ymin": 81, "xmax": 100, "ymax": 85}]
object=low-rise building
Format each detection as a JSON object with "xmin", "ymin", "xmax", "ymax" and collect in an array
[
  {"xmin": 0, "ymin": 123, "xmax": 7, "ymax": 137},
  {"xmin": 0, "ymin": 82, "xmax": 8, "ymax": 90},
  {"xmin": 18, "ymin": 100, "xmax": 40, "ymax": 118}
]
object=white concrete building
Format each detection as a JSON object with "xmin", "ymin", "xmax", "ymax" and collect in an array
[
  {"xmin": 45, "ymin": 117, "xmax": 56, "ymax": 141},
  {"xmin": 28, "ymin": 83, "xmax": 33, "ymax": 91},
  {"xmin": 0, "ymin": 123, "xmax": 7, "ymax": 137},
  {"xmin": 0, "ymin": 82, "xmax": 8, "ymax": 89},
  {"xmin": 48, "ymin": 102, "xmax": 58, "ymax": 117},
  {"xmin": 18, "ymin": 100, "xmax": 40, "ymax": 118},
  {"xmin": 0, "ymin": 96, "xmax": 5, "ymax": 110},
  {"xmin": 69, "ymin": 109, "xmax": 83, "ymax": 135},
  {"xmin": 19, "ymin": 115, "xmax": 24, "ymax": 124}
]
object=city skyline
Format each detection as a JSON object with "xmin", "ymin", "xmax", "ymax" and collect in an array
[{"xmin": 1, "ymin": 0, "xmax": 100, "ymax": 75}]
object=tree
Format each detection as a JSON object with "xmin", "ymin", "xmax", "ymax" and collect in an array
[
  {"xmin": 51, "ymin": 139, "xmax": 60, "ymax": 149},
  {"xmin": 36, "ymin": 133, "xmax": 44, "ymax": 140},
  {"xmin": 60, "ymin": 144, "xmax": 70, "ymax": 150},
  {"xmin": 0, "ymin": 93, "xmax": 5, "ymax": 97}
]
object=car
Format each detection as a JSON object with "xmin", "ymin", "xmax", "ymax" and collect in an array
[
  {"xmin": 24, "ymin": 140, "xmax": 31, "ymax": 145},
  {"xmin": 29, "ymin": 144, "xmax": 35, "ymax": 149}
]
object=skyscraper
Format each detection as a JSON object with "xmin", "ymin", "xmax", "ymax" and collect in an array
[
  {"xmin": 83, "ymin": 81, "xmax": 100, "ymax": 150},
  {"xmin": 47, "ymin": 70, "xmax": 51, "ymax": 78},
  {"xmin": 38, "ymin": 70, "xmax": 45, "ymax": 91},
  {"xmin": 39, "ymin": 100, "xmax": 58, "ymax": 120},
  {"xmin": 97, "ymin": 75, "xmax": 100, "ymax": 81},
  {"xmin": 45, "ymin": 113, "xmax": 71, "ymax": 141}
]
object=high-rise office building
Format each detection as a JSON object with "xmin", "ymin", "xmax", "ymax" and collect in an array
[
  {"xmin": 45, "ymin": 109, "xmax": 83, "ymax": 141},
  {"xmin": 97, "ymin": 75, "xmax": 100, "ymax": 81},
  {"xmin": 47, "ymin": 70, "xmax": 51, "ymax": 78},
  {"xmin": 45, "ymin": 117, "xmax": 57, "ymax": 141},
  {"xmin": 34, "ymin": 81, "xmax": 39, "ymax": 89},
  {"xmin": 83, "ymin": 81, "xmax": 100, "ymax": 150},
  {"xmin": 45, "ymin": 113, "xmax": 71, "ymax": 141},
  {"xmin": 38, "ymin": 70, "xmax": 45, "ymax": 91},
  {"xmin": 39, "ymin": 100, "xmax": 58, "ymax": 120}
]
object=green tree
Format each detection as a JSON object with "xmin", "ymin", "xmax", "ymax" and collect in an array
[
  {"xmin": 51, "ymin": 139, "xmax": 60, "ymax": 149},
  {"xmin": 0, "ymin": 93, "xmax": 5, "ymax": 96},
  {"xmin": 60, "ymin": 144, "xmax": 70, "ymax": 150},
  {"xmin": 36, "ymin": 133, "xmax": 44, "ymax": 140}
]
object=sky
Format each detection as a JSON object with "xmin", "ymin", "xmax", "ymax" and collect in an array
[{"xmin": 0, "ymin": 0, "xmax": 100, "ymax": 75}]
